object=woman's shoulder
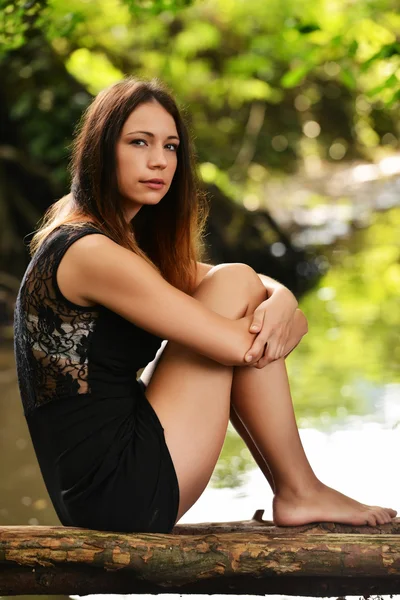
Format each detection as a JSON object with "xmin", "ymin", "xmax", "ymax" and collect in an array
[
  {"xmin": 57, "ymin": 220, "xmax": 104, "ymax": 236},
  {"xmin": 57, "ymin": 224, "xmax": 116, "ymax": 255},
  {"xmin": 44, "ymin": 221, "xmax": 110, "ymax": 253},
  {"xmin": 50, "ymin": 225, "xmax": 115, "ymax": 309}
]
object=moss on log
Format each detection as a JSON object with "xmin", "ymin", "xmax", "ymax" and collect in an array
[{"xmin": 0, "ymin": 511, "xmax": 399, "ymax": 596}]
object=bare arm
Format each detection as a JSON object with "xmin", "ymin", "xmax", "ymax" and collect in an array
[
  {"xmin": 196, "ymin": 262, "xmax": 307, "ymax": 366},
  {"xmin": 67, "ymin": 236, "xmax": 256, "ymax": 367},
  {"xmin": 256, "ymin": 272, "xmax": 292, "ymax": 298}
]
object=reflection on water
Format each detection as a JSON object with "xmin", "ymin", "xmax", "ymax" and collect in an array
[
  {"xmin": 186, "ymin": 411, "xmax": 400, "ymax": 525},
  {"xmin": 0, "ymin": 346, "xmax": 59, "ymax": 528},
  {"xmin": 0, "ymin": 346, "xmax": 66, "ymax": 600}
]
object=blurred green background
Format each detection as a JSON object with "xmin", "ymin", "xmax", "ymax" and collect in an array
[{"xmin": 0, "ymin": 0, "xmax": 399, "ymax": 516}]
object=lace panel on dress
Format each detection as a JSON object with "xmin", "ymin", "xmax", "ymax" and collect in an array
[{"xmin": 14, "ymin": 228, "xmax": 99, "ymax": 414}]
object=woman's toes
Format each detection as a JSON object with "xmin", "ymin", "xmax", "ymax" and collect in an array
[
  {"xmin": 376, "ymin": 508, "xmax": 394, "ymax": 523},
  {"xmin": 375, "ymin": 512, "xmax": 386, "ymax": 526},
  {"xmin": 365, "ymin": 513, "xmax": 377, "ymax": 527},
  {"xmin": 385, "ymin": 509, "xmax": 397, "ymax": 521}
]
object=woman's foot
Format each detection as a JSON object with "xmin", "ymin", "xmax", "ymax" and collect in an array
[{"xmin": 273, "ymin": 481, "xmax": 397, "ymax": 527}]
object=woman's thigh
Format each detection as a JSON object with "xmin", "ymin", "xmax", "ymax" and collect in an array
[{"xmin": 143, "ymin": 263, "xmax": 266, "ymax": 522}]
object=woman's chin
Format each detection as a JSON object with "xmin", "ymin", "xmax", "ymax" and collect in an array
[{"xmin": 142, "ymin": 196, "xmax": 164, "ymax": 206}]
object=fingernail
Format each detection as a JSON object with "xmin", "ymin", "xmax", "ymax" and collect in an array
[
  {"xmin": 251, "ymin": 325, "xmax": 258, "ymax": 331},
  {"xmin": 245, "ymin": 354, "xmax": 253, "ymax": 362}
]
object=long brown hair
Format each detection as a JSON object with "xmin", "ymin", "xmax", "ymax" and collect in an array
[{"xmin": 30, "ymin": 78, "xmax": 209, "ymax": 294}]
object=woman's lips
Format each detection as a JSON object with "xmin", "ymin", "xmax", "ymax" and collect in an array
[{"xmin": 140, "ymin": 181, "xmax": 165, "ymax": 190}]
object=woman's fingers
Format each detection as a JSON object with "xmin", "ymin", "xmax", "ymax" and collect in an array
[
  {"xmin": 247, "ymin": 326, "xmax": 275, "ymax": 357},
  {"xmin": 270, "ymin": 327, "xmax": 291, "ymax": 360},
  {"xmin": 254, "ymin": 355, "xmax": 272, "ymax": 369},
  {"xmin": 246, "ymin": 336, "xmax": 289, "ymax": 368},
  {"xmin": 245, "ymin": 339, "xmax": 275, "ymax": 366},
  {"xmin": 245, "ymin": 323, "xmax": 293, "ymax": 366},
  {"xmin": 245, "ymin": 344, "xmax": 265, "ymax": 364},
  {"xmin": 250, "ymin": 306, "xmax": 265, "ymax": 333}
]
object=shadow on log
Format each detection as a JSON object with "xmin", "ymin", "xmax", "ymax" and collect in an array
[{"xmin": 0, "ymin": 510, "xmax": 399, "ymax": 596}]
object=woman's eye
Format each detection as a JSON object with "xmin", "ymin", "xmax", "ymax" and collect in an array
[{"xmin": 129, "ymin": 139, "xmax": 178, "ymax": 151}]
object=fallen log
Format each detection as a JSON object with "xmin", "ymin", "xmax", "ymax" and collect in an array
[
  {"xmin": 174, "ymin": 509, "xmax": 400, "ymax": 535},
  {"xmin": 0, "ymin": 510, "xmax": 399, "ymax": 596}
]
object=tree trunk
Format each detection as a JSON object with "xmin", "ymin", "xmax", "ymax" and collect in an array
[{"xmin": 1, "ymin": 512, "xmax": 399, "ymax": 596}]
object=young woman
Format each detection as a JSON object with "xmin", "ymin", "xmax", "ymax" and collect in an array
[{"xmin": 14, "ymin": 78, "xmax": 396, "ymax": 534}]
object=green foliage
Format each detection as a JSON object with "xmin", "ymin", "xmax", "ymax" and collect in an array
[
  {"xmin": 3, "ymin": 0, "xmax": 399, "ymax": 199},
  {"xmin": 0, "ymin": 0, "xmax": 194, "ymax": 55},
  {"xmin": 66, "ymin": 49, "xmax": 124, "ymax": 94},
  {"xmin": 0, "ymin": 0, "xmax": 43, "ymax": 52},
  {"xmin": 125, "ymin": 0, "xmax": 193, "ymax": 16},
  {"xmin": 1, "ymin": 0, "xmax": 400, "ymax": 204}
]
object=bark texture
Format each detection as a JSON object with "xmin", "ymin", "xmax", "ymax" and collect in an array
[{"xmin": 0, "ymin": 512, "xmax": 399, "ymax": 596}]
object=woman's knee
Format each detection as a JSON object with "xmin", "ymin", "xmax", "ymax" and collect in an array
[
  {"xmin": 205, "ymin": 262, "xmax": 261, "ymax": 285},
  {"xmin": 200, "ymin": 262, "xmax": 265, "ymax": 305}
]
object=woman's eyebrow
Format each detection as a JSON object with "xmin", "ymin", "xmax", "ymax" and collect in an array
[{"xmin": 125, "ymin": 130, "xmax": 180, "ymax": 141}]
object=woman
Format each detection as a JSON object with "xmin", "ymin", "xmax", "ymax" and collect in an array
[{"xmin": 14, "ymin": 78, "xmax": 396, "ymax": 534}]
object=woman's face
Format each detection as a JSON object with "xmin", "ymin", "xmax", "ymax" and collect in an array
[{"xmin": 116, "ymin": 100, "xmax": 180, "ymax": 221}]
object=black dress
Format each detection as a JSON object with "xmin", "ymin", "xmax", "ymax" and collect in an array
[{"xmin": 13, "ymin": 224, "xmax": 180, "ymax": 533}]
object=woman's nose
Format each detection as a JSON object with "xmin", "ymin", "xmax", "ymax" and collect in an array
[{"xmin": 148, "ymin": 145, "xmax": 168, "ymax": 168}]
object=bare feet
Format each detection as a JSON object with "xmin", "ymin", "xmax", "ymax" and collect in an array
[{"xmin": 273, "ymin": 481, "xmax": 397, "ymax": 527}]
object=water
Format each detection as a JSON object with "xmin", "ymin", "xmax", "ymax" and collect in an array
[{"xmin": 182, "ymin": 415, "xmax": 400, "ymax": 525}]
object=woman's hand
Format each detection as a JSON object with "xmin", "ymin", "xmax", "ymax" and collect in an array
[{"xmin": 244, "ymin": 288, "xmax": 299, "ymax": 368}]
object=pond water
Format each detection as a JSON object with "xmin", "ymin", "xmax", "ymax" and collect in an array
[{"xmin": 0, "ymin": 207, "xmax": 399, "ymax": 599}]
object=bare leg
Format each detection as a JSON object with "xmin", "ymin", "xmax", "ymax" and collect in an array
[
  {"xmin": 231, "ymin": 357, "xmax": 397, "ymax": 526},
  {"xmin": 143, "ymin": 263, "xmax": 266, "ymax": 520},
  {"xmin": 229, "ymin": 404, "xmax": 276, "ymax": 492},
  {"xmin": 142, "ymin": 263, "xmax": 396, "ymax": 526}
]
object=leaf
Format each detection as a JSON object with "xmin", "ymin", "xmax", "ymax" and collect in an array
[
  {"xmin": 281, "ymin": 64, "xmax": 311, "ymax": 88},
  {"xmin": 124, "ymin": 0, "xmax": 193, "ymax": 16},
  {"xmin": 175, "ymin": 21, "xmax": 221, "ymax": 58},
  {"xmin": 366, "ymin": 73, "xmax": 398, "ymax": 97},
  {"xmin": 331, "ymin": 34, "xmax": 344, "ymax": 48},
  {"xmin": 339, "ymin": 67, "xmax": 357, "ymax": 90},
  {"xmin": 348, "ymin": 39, "xmax": 358, "ymax": 58},
  {"xmin": 44, "ymin": 11, "xmax": 85, "ymax": 40},
  {"xmin": 385, "ymin": 88, "xmax": 400, "ymax": 108},
  {"xmin": 361, "ymin": 42, "xmax": 400, "ymax": 72},
  {"xmin": 296, "ymin": 23, "xmax": 321, "ymax": 35}
]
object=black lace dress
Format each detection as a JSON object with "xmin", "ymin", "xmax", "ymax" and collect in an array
[{"xmin": 13, "ymin": 224, "xmax": 180, "ymax": 533}]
